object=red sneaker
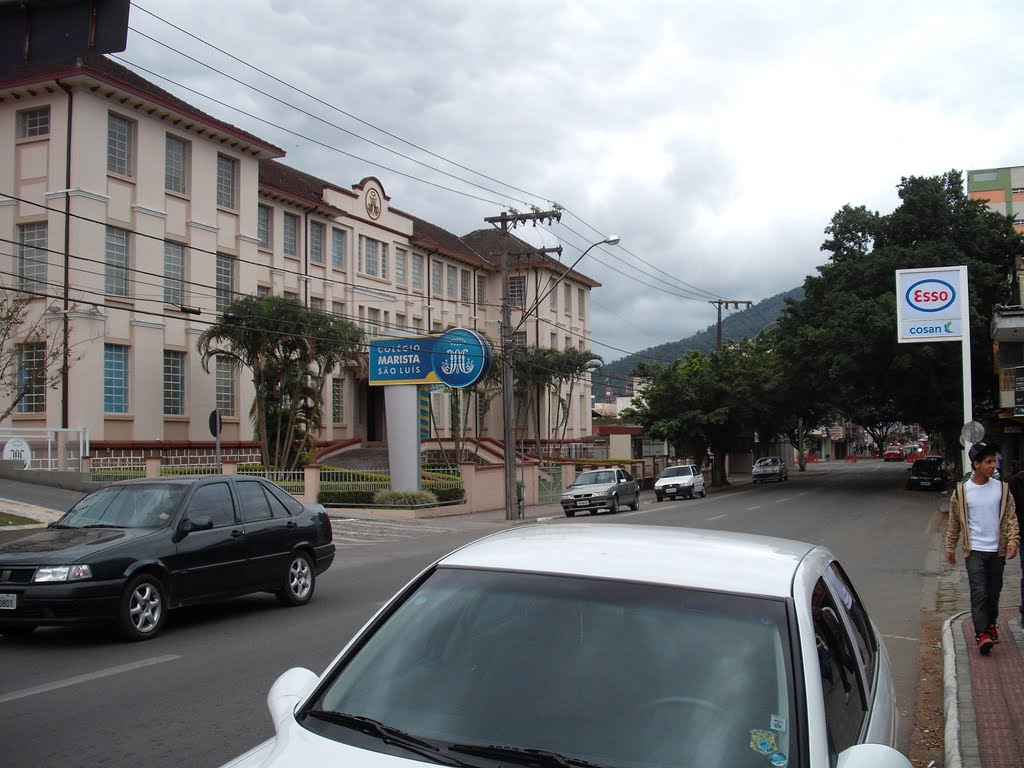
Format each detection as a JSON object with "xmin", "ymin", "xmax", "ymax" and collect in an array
[
  {"xmin": 978, "ymin": 633, "xmax": 994, "ymax": 655},
  {"xmin": 988, "ymin": 624, "xmax": 999, "ymax": 644}
]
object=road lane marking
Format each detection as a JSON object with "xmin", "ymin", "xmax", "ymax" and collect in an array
[
  {"xmin": 775, "ymin": 498, "xmax": 791, "ymax": 503},
  {"xmin": 0, "ymin": 654, "xmax": 181, "ymax": 705},
  {"xmin": 881, "ymin": 634, "xmax": 919, "ymax": 643},
  {"xmin": 706, "ymin": 514, "xmax": 728, "ymax": 521},
  {"xmin": 746, "ymin": 506, "xmax": 761, "ymax": 511}
]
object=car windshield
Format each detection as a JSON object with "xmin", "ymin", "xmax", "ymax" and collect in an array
[
  {"xmin": 304, "ymin": 568, "xmax": 795, "ymax": 768},
  {"xmin": 659, "ymin": 466, "xmax": 689, "ymax": 478},
  {"xmin": 754, "ymin": 458, "xmax": 779, "ymax": 467},
  {"xmin": 913, "ymin": 462, "xmax": 942, "ymax": 476},
  {"xmin": 56, "ymin": 484, "xmax": 187, "ymax": 529},
  {"xmin": 574, "ymin": 471, "xmax": 615, "ymax": 486}
]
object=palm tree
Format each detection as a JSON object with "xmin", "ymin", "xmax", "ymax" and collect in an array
[
  {"xmin": 557, "ymin": 348, "xmax": 604, "ymax": 448},
  {"xmin": 198, "ymin": 295, "xmax": 364, "ymax": 469}
]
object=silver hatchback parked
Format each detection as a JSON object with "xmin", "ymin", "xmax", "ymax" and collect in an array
[
  {"xmin": 753, "ymin": 456, "xmax": 789, "ymax": 483},
  {"xmin": 560, "ymin": 468, "xmax": 640, "ymax": 517}
]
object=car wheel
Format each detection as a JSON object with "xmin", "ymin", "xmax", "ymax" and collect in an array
[
  {"xmin": 629, "ymin": 492, "xmax": 639, "ymax": 511},
  {"xmin": 0, "ymin": 625, "xmax": 37, "ymax": 638},
  {"xmin": 119, "ymin": 573, "xmax": 167, "ymax": 641},
  {"xmin": 609, "ymin": 495, "xmax": 619, "ymax": 514},
  {"xmin": 564, "ymin": 509, "xmax": 576, "ymax": 517},
  {"xmin": 655, "ymin": 494, "xmax": 663, "ymax": 502},
  {"xmin": 698, "ymin": 485, "xmax": 706, "ymax": 498},
  {"xmin": 277, "ymin": 552, "xmax": 316, "ymax": 607}
]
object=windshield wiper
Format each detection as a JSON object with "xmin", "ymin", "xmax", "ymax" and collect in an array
[
  {"xmin": 305, "ymin": 710, "xmax": 472, "ymax": 767},
  {"xmin": 450, "ymin": 743, "xmax": 610, "ymax": 768},
  {"xmin": 79, "ymin": 524, "xmax": 128, "ymax": 529}
]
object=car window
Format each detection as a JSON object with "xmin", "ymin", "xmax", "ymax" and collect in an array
[
  {"xmin": 825, "ymin": 563, "xmax": 877, "ymax": 686},
  {"xmin": 308, "ymin": 568, "xmax": 795, "ymax": 768},
  {"xmin": 261, "ymin": 480, "xmax": 302, "ymax": 515},
  {"xmin": 236, "ymin": 480, "xmax": 273, "ymax": 522},
  {"xmin": 185, "ymin": 482, "xmax": 236, "ymax": 528},
  {"xmin": 812, "ymin": 577, "xmax": 866, "ymax": 765},
  {"xmin": 58, "ymin": 484, "xmax": 186, "ymax": 528},
  {"xmin": 692, "ymin": 466, "xmax": 700, "ymax": 476},
  {"xmin": 621, "ymin": 470, "xmax": 634, "ymax": 483}
]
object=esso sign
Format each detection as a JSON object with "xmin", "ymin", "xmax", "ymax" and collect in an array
[{"xmin": 905, "ymin": 279, "xmax": 955, "ymax": 312}]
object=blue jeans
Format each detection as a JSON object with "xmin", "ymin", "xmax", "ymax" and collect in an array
[{"xmin": 965, "ymin": 551, "xmax": 1005, "ymax": 636}]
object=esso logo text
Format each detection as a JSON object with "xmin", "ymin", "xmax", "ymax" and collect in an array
[{"xmin": 905, "ymin": 279, "xmax": 955, "ymax": 313}]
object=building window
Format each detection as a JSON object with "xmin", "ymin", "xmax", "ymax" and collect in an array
[
  {"xmin": 332, "ymin": 301, "xmax": 344, "ymax": 316},
  {"xmin": 331, "ymin": 227, "xmax": 346, "ymax": 269},
  {"xmin": 550, "ymin": 333, "xmax": 558, "ymax": 349},
  {"xmin": 431, "ymin": 261, "xmax": 442, "ymax": 295},
  {"xmin": 446, "ymin": 265, "xmax": 458, "ymax": 299},
  {"xmin": 165, "ymin": 135, "xmax": 189, "ymax": 194},
  {"xmin": 549, "ymin": 278, "xmax": 558, "ymax": 310},
  {"xmin": 163, "ymin": 351, "xmax": 186, "ymax": 415},
  {"xmin": 310, "ymin": 221, "xmax": 324, "ymax": 264},
  {"xmin": 283, "ymin": 213, "xmax": 299, "ymax": 257},
  {"xmin": 395, "ymin": 248, "xmax": 408, "ymax": 286},
  {"xmin": 256, "ymin": 285, "xmax": 270, "ymax": 298},
  {"xmin": 367, "ymin": 307, "xmax": 381, "ymax": 336},
  {"xmin": 412, "ymin": 253, "xmax": 424, "ymax": 290},
  {"xmin": 513, "ymin": 331, "xmax": 527, "ymax": 347},
  {"xmin": 216, "ymin": 254, "xmax": 235, "ymax": 313},
  {"xmin": 216, "ymin": 153, "xmax": 237, "ymax": 209},
  {"xmin": 17, "ymin": 222, "xmax": 47, "ymax": 292},
  {"xmin": 360, "ymin": 236, "xmax": 388, "ymax": 278},
  {"xmin": 396, "ymin": 313, "xmax": 406, "ymax": 329},
  {"xmin": 332, "ymin": 377, "xmax": 344, "ymax": 423},
  {"xmin": 105, "ymin": 226, "xmax": 130, "ymax": 297},
  {"xmin": 310, "ymin": 297, "xmax": 324, "ymax": 312},
  {"xmin": 578, "ymin": 287, "xmax": 585, "ymax": 319},
  {"xmin": 284, "ymin": 290, "xmax": 299, "ymax": 302},
  {"xmin": 257, "ymin": 205, "xmax": 272, "ymax": 249},
  {"xmin": 107, "ymin": 112, "xmax": 133, "ymax": 176},
  {"xmin": 509, "ymin": 276, "xmax": 526, "ymax": 309},
  {"xmin": 17, "ymin": 107, "xmax": 50, "ymax": 139},
  {"xmin": 412, "ymin": 317, "xmax": 422, "ymax": 330},
  {"xmin": 15, "ymin": 343, "xmax": 46, "ymax": 413},
  {"xmin": 564, "ymin": 283, "xmax": 571, "ymax": 315},
  {"xmin": 460, "ymin": 269, "xmax": 472, "ymax": 302},
  {"xmin": 164, "ymin": 241, "xmax": 185, "ymax": 305},
  {"xmin": 476, "ymin": 274, "xmax": 487, "ymax": 305},
  {"xmin": 216, "ymin": 357, "xmax": 236, "ymax": 417},
  {"xmin": 104, "ymin": 344, "xmax": 130, "ymax": 414}
]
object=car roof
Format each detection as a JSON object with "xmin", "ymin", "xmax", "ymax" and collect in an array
[
  {"xmin": 110, "ymin": 475, "xmax": 239, "ymax": 486},
  {"xmin": 440, "ymin": 524, "xmax": 816, "ymax": 598}
]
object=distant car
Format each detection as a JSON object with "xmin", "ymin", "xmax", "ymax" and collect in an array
[
  {"xmin": 753, "ymin": 456, "xmax": 789, "ymax": 483},
  {"xmin": 219, "ymin": 525, "xmax": 911, "ymax": 768},
  {"xmin": 653, "ymin": 464, "xmax": 706, "ymax": 501},
  {"xmin": 882, "ymin": 446, "xmax": 904, "ymax": 462},
  {"xmin": 560, "ymin": 468, "xmax": 639, "ymax": 516},
  {"xmin": 907, "ymin": 458, "xmax": 948, "ymax": 491},
  {"xmin": 0, "ymin": 476, "xmax": 335, "ymax": 641}
]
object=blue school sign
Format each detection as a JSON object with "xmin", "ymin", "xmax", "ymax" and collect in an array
[{"xmin": 369, "ymin": 329, "xmax": 493, "ymax": 388}]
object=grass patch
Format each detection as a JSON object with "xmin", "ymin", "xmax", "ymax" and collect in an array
[{"xmin": 0, "ymin": 511, "xmax": 39, "ymax": 526}]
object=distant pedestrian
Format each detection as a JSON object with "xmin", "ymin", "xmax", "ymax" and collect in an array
[
  {"xmin": 1009, "ymin": 462, "xmax": 1024, "ymax": 619},
  {"xmin": 946, "ymin": 442, "xmax": 1020, "ymax": 655}
]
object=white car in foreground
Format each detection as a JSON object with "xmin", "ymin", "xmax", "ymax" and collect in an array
[{"xmin": 222, "ymin": 525, "xmax": 911, "ymax": 768}]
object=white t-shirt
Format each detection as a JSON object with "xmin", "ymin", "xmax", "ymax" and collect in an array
[{"xmin": 964, "ymin": 478, "xmax": 1002, "ymax": 552}]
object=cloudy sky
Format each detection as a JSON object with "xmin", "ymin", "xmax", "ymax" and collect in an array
[{"xmin": 121, "ymin": 0, "xmax": 1024, "ymax": 362}]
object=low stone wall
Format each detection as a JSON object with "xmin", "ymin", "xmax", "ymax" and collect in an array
[{"xmin": 0, "ymin": 463, "xmax": 103, "ymax": 493}]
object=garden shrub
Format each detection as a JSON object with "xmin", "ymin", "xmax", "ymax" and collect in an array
[
  {"xmin": 319, "ymin": 489, "xmax": 375, "ymax": 505},
  {"xmin": 373, "ymin": 489, "xmax": 439, "ymax": 508}
]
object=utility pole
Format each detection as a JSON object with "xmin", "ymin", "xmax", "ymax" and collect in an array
[
  {"xmin": 484, "ymin": 208, "xmax": 562, "ymax": 520},
  {"xmin": 709, "ymin": 298, "xmax": 753, "ymax": 352}
]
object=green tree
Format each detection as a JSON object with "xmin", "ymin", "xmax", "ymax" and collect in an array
[
  {"xmin": 777, "ymin": 170, "xmax": 1023, "ymax": 472},
  {"xmin": 0, "ymin": 291, "xmax": 73, "ymax": 422},
  {"xmin": 555, "ymin": 348, "xmax": 604, "ymax": 448},
  {"xmin": 198, "ymin": 296, "xmax": 364, "ymax": 469}
]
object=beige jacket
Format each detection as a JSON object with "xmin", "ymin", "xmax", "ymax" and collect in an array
[{"xmin": 946, "ymin": 479, "xmax": 1021, "ymax": 557}]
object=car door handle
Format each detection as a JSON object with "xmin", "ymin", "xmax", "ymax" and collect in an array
[
  {"xmin": 231, "ymin": 529, "xmax": 245, "ymax": 538},
  {"xmin": 286, "ymin": 521, "xmax": 298, "ymax": 529}
]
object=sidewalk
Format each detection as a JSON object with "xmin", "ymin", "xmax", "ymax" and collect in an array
[{"xmin": 942, "ymin": 558, "xmax": 1024, "ymax": 768}]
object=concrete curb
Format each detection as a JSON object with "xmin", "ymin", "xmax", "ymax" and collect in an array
[{"xmin": 942, "ymin": 610, "xmax": 967, "ymax": 768}]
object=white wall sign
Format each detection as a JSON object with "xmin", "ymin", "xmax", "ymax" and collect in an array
[
  {"xmin": 2, "ymin": 437, "xmax": 32, "ymax": 469},
  {"xmin": 895, "ymin": 266, "xmax": 968, "ymax": 343}
]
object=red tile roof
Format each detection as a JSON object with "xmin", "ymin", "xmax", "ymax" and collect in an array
[
  {"xmin": 258, "ymin": 159, "xmax": 350, "ymax": 215},
  {"xmin": 460, "ymin": 229, "xmax": 601, "ymax": 287}
]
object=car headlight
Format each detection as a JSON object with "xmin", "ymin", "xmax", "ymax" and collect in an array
[{"xmin": 33, "ymin": 565, "xmax": 93, "ymax": 583}]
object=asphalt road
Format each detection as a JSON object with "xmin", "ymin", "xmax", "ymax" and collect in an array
[{"xmin": 0, "ymin": 460, "xmax": 940, "ymax": 766}]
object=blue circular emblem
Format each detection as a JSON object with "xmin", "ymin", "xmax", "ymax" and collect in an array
[{"xmin": 432, "ymin": 329, "xmax": 492, "ymax": 389}]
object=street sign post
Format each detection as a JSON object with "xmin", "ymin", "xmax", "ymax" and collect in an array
[
  {"xmin": 209, "ymin": 410, "xmax": 223, "ymax": 468},
  {"xmin": 896, "ymin": 266, "xmax": 971, "ymax": 470}
]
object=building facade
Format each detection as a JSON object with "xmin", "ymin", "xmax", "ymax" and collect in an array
[{"xmin": 0, "ymin": 55, "xmax": 599, "ymax": 457}]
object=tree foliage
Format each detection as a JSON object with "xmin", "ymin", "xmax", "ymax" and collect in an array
[
  {"xmin": 777, "ymin": 170, "xmax": 1024, "ymax": 470},
  {"xmin": 0, "ymin": 292, "xmax": 69, "ymax": 422},
  {"xmin": 197, "ymin": 296, "xmax": 364, "ymax": 469}
]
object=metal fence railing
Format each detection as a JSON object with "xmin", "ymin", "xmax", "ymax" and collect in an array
[
  {"xmin": 159, "ymin": 465, "xmax": 221, "ymax": 477},
  {"xmin": 237, "ymin": 468, "xmax": 305, "ymax": 496},
  {"xmin": 88, "ymin": 456, "xmax": 145, "ymax": 483}
]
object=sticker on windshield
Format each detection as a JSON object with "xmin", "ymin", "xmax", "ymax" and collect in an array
[
  {"xmin": 769, "ymin": 753, "xmax": 788, "ymax": 767},
  {"xmin": 749, "ymin": 729, "xmax": 778, "ymax": 756},
  {"xmin": 770, "ymin": 714, "xmax": 786, "ymax": 732}
]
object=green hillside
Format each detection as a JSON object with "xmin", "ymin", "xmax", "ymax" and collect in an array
[{"xmin": 596, "ymin": 286, "xmax": 804, "ymax": 395}]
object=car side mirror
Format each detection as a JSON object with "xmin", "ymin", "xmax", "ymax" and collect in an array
[{"xmin": 181, "ymin": 515, "xmax": 214, "ymax": 535}]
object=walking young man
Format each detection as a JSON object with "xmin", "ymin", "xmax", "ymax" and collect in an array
[{"xmin": 946, "ymin": 442, "xmax": 1020, "ymax": 655}]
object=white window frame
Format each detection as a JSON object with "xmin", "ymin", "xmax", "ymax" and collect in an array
[
  {"xmin": 163, "ymin": 350, "xmax": 186, "ymax": 415},
  {"xmin": 165, "ymin": 134, "xmax": 189, "ymax": 194},
  {"xmin": 163, "ymin": 241, "xmax": 186, "ymax": 305},
  {"xmin": 283, "ymin": 213, "xmax": 299, "ymax": 257},
  {"xmin": 412, "ymin": 253, "xmax": 424, "ymax": 290},
  {"xmin": 17, "ymin": 222, "xmax": 47, "ymax": 292},
  {"xmin": 15, "ymin": 342, "xmax": 46, "ymax": 413},
  {"xmin": 257, "ymin": 205, "xmax": 273, "ymax": 250},
  {"xmin": 216, "ymin": 357, "xmax": 236, "ymax": 417},
  {"xmin": 17, "ymin": 106, "xmax": 50, "ymax": 139},
  {"xmin": 104, "ymin": 343, "xmax": 130, "ymax": 414},
  {"xmin": 332, "ymin": 377, "xmax": 344, "ymax": 423},
  {"xmin": 331, "ymin": 227, "xmax": 346, "ymax": 269},
  {"xmin": 395, "ymin": 248, "xmax": 408, "ymax": 286},
  {"xmin": 216, "ymin": 254, "xmax": 235, "ymax": 313},
  {"xmin": 105, "ymin": 226, "xmax": 130, "ymax": 297},
  {"xmin": 107, "ymin": 112, "xmax": 134, "ymax": 177},
  {"xmin": 216, "ymin": 153, "xmax": 238, "ymax": 209},
  {"xmin": 509, "ymin": 276, "xmax": 526, "ymax": 309},
  {"xmin": 310, "ymin": 221, "xmax": 325, "ymax": 264}
]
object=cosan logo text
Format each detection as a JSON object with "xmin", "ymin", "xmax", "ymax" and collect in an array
[{"xmin": 909, "ymin": 322, "xmax": 954, "ymax": 335}]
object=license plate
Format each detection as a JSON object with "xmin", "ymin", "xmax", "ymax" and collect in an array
[
  {"xmin": 575, "ymin": 500, "xmax": 589, "ymax": 507},
  {"xmin": 665, "ymin": 485, "xmax": 677, "ymax": 490},
  {"xmin": 0, "ymin": 593, "xmax": 16, "ymax": 610}
]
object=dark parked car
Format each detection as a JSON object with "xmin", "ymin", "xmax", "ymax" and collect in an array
[
  {"xmin": 0, "ymin": 476, "xmax": 335, "ymax": 641},
  {"xmin": 907, "ymin": 458, "xmax": 948, "ymax": 491}
]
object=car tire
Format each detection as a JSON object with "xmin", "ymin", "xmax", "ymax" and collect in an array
[
  {"xmin": 655, "ymin": 494, "xmax": 663, "ymax": 502},
  {"xmin": 629, "ymin": 493, "xmax": 639, "ymax": 511},
  {"xmin": 119, "ymin": 573, "xmax": 167, "ymax": 642},
  {"xmin": 609, "ymin": 495, "xmax": 619, "ymax": 514},
  {"xmin": 564, "ymin": 509, "xmax": 576, "ymax": 518},
  {"xmin": 277, "ymin": 552, "xmax": 316, "ymax": 607},
  {"xmin": 698, "ymin": 486, "xmax": 706, "ymax": 498},
  {"xmin": 0, "ymin": 625, "xmax": 37, "ymax": 638}
]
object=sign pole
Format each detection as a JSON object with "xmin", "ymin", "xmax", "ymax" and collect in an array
[{"xmin": 959, "ymin": 265, "xmax": 972, "ymax": 473}]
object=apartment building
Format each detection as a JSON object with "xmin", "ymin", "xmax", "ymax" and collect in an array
[{"xmin": 0, "ymin": 54, "xmax": 599, "ymax": 454}]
